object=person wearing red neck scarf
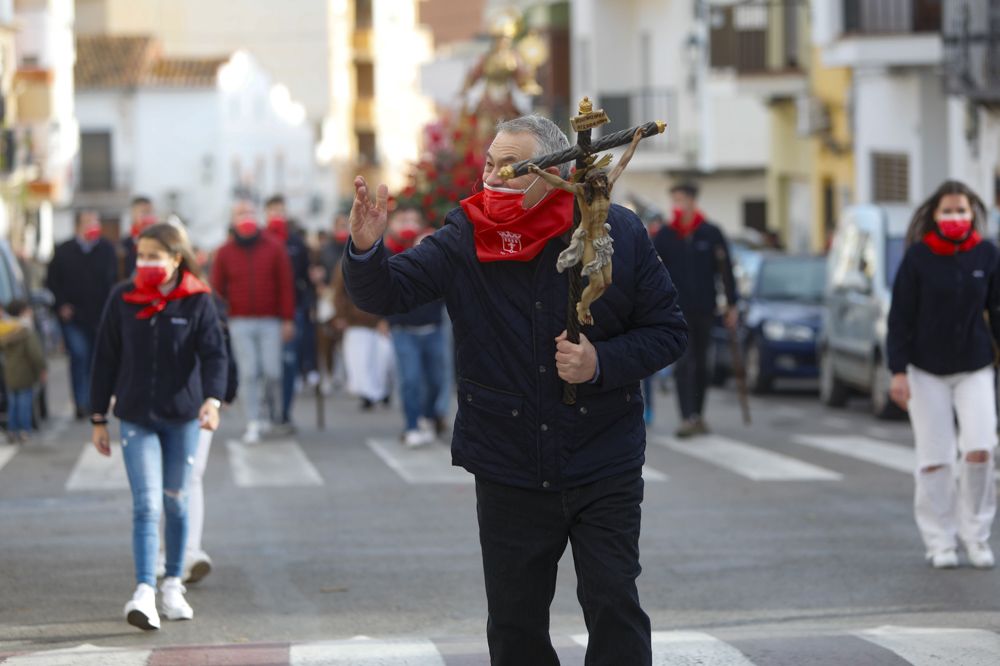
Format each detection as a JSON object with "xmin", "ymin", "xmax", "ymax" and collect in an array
[
  {"xmin": 887, "ymin": 180, "xmax": 1000, "ymax": 571},
  {"xmin": 653, "ymin": 182, "xmax": 738, "ymax": 439},
  {"xmin": 342, "ymin": 115, "xmax": 687, "ymax": 665},
  {"xmin": 45, "ymin": 210, "xmax": 119, "ymax": 419},
  {"xmin": 211, "ymin": 200, "xmax": 295, "ymax": 444},
  {"xmin": 89, "ymin": 222, "xmax": 228, "ymax": 631},
  {"xmin": 119, "ymin": 195, "xmax": 156, "ymax": 279}
]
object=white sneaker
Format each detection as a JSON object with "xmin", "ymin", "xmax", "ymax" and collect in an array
[
  {"xmin": 417, "ymin": 417, "xmax": 437, "ymax": 442},
  {"xmin": 242, "ymin": 421, "xmax": 260, "ymax": 444},
  {"xmin": 306, "ymin": 370, "xmax": 321, "ymax": 387},
  {"xmin": 965, "ymin": 542, "xmax": 995, "ymax": 569},
  {"xmin": 184, "ymin": 550, "xmax": 213, "ymax": 584},
  {"xmin": 403, "ymin": 429, "xmax": 433, "ymax": 448},
  {"xmin": 928, "ymin": 548, "xmax": 959, "ymax": 569},
  {"xmin": 160, "ymin": 576, "xmax": 194, "ymax": 620},
  {"xmin": 124, "ymin": 583, "xmax": 160, "ymax": 631}
]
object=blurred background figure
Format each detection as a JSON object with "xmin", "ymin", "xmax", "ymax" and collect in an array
[
  {"xmin": 384, "ymin": 205, "xmax": 447, "ymax": 447},
  {"xmin": 211, "ymin": 201, "xmax": 295, "ymax": 444},
  {"xmin": 45, "ymin": 211, "xmax": 119, "ymax": 419},
  {"xmin": 264, "ymin": 194, "xmax": 317, "ymax": 434},
  {"xmin": 120, "ymin": 196, "xmax": 157, "ymax": 280},
  {"xmin": 0, "ymin": 299, "xmax": 47, "ymax": 443}
]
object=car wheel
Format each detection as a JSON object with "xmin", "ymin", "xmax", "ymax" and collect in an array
[
  {"xmin": 871, "ymin": 358, "xmax": 905, "ymax": 420},
  {"xmin": 819, "ymin": 346, "xmax": 849, "ymax": 407},
  {"xmin": 745, "ymin": 339, "xmax": 772, "ymax": 394}
]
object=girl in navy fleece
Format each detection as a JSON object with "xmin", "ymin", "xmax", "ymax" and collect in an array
[
  {"xmin": 90, "ymin": 223, "xmax": 228, "ymax": 630},
  {"xmin": 887, "ymin": 180, "xmax": 1000, "ymax": 571}
]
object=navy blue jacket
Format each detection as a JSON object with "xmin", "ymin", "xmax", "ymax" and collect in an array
[
  {"xmin": 91, "ymin": 280, "xmax": 229, "ymax": 426},
  {"xmin": 653, "ymin": 221, "xmax": 737, "ymax": 316},
  {"xmin": 287, "ymin": 232, "xmax": 314, "ymax": 309},
  {"xmin": 887, "ymin": 240, "xmax": 1000, "ymax": 375},
  {"xmin": 345, "ymin": 204, "xmax": 687, "ymax": 490},
  {"xmin": 46, "ymin": 238, "xmax": 119, "ymax": 334}
]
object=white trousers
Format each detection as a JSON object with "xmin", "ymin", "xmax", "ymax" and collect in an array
[
  {"xmin": 343, "ymin": 327, "xmax": 395, "ymax": 402},
  {"xmin": 186, "ymin": 428, "xmax": 213, "ymax": 555},
  {"xmin": 907, "ymin": 364, "xmax": 998, "ymax": 554}
]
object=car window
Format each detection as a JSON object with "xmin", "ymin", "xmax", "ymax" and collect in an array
[
  {"xmin": 830, "ymin": 223, "xmax": 862, "ymax": 289},
  {"xmin": 885, "ymin": 237, "xmax": 906, "ymax": 287},
  {"xmin": 756, "ymin": 258, "xmax": 826, "ymax": 303},
  {"xmin": 0, "ymin": 254, "xmax": 14, "ymax": 305}
]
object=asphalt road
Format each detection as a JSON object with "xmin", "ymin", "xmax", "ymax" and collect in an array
[{"xmin": 1, "ymin": 363, "xmax": 999, "ymax": 665}]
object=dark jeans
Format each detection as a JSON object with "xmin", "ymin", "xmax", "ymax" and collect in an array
[
  {"xmin": 674, "ymin": 311, "xmax": 713, "ymax": 421},
  {"xmin": 475, "ymin": 468, "xmax": 651, "ymax": 666},
  {"xmin": 281, "ymin": 307, "xmax": 317, "ymax": 423},
  {"xmin": 61, "ymin": 321, "xmax": 94, "ymax": 414}
]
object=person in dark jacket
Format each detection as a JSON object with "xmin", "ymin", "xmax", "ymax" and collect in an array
[
  {"xmin": 887, "ymin": 180, "xmax": 1000, "ymax": 571},
  {"xmin": 90, "ymin": 222, "xmax": 227, "ymax": 631},
  {"xmin": 653, "ymin": 182, "xmax": 737, "ymax": 438},
  {"xmin": 385, "ymin": 205, "xmax": 447, "ymax": 447},
  {"xmin": 344, "ymin": 115, "xmax": 687, "ymax": 666},
  {"xmin": 119, "ymin": 195, "xmax": 157, "ymax": 280},
  {"xmin": 211, "ymin": 200, "xmax": 295, "ymax": 443},
  {"xmin": 264, "ymin": 194, "xmax": 316, "ymax": 433},
  {"xmin": 46, "ymin": 210, "xmax": 119, "ymax": 418}
]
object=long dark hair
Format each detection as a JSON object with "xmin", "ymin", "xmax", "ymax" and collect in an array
[
  {"xmin": 137, "ymin": 222, "xmax": 202, "ymax": 279},
  {"xmin": 906, "ymin": 180, "xmax": 988, "ymax": 246}
]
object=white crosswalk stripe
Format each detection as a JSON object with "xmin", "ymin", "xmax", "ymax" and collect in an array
[
  {"xmin": 0, "ymin": 446, "xmax": 17, "ymax": 474},
  {"xmin": 226, "ymin": 440, "xmax": 324, "ymax": 488},
  {"xmin": 290, "ymin": 637, "xmax": 446, "ymax": 665},
  {"xmin": 857, "ymin": 626, "xmax": 1000, "ymax": 666},
  {"xmin": 64, "ymin": 443, "xmax": 129, "ymax": 491},
  {"xmin": 651, "ymin": 434, "xmax": 843, "ymax": 481},
  {"xmin": 367, "ymin": 438, "xmax": 669, "ymax": 484},
  {"xmin": 3, "ymin": 643, "xmax": 151, "ymax": 665},
  {"xmin": 574, "ymin": 630, "xmax": 757, "ymax": 665},
  {"xmin": 794, "ymin": 434, "xmax": 916, "ymax": 474}
]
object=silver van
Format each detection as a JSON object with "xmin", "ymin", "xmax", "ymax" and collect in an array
[{"xmin": 819, "ymin": 205, "xmax": 909, "ymax": 418}]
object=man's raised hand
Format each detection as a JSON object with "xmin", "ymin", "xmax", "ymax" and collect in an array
[{"xmin": 349, "ymin": 175, "xmax": 389, "ymax": 253}]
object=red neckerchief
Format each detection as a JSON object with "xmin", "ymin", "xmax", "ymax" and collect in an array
[
  {"xmin": 123, "ymin": 271, "xmax": 211, "ymax": 320},
  {"xmin": 922, "ymin": 230, "xmax": 982, "ymax": 256},
  {"xmin": 670, "ymin": 209, "xmax": 705, "ymax": 240},
  {"xmin": 460, "ymin": 189, "xmax": 574, "ymax": 262}
]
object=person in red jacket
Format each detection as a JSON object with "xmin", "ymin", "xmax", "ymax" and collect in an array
[{"xmin": 211, "ymin": 200, "xmax": 295, "ymax": 443}]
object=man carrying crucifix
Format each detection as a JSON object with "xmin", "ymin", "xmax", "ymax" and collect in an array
[{"xmin": 343, "ymin": 114, "xmax": 687, "ymax": 665}]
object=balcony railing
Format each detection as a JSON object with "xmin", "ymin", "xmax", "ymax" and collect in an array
[
  {"xmin": 597, "ymin": 89, "xmax": 678, "ymax": 153},
  {"xmin": 710, "ymin": 0, "xmax": 809, "ymax": 74},
  {"xmin": 843, "ymin": 0, "xmax": 942, "ymax": 35},
  {"xmin": 943, "ymin": 0, "xmax": 1000, "ymax": 103}
]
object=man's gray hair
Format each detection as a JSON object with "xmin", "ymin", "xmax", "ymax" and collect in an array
[{"xmin": 496, "ymin": 115, "xmax": 572, "ymax": 178}]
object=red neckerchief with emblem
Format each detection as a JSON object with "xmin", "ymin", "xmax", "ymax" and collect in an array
[
  {"xmin": 922, "ymin": 230, "xmax": 981, "ymax": 256},
  {"xmin": 123, "ymin": 271, "xmax": 211, "ymax": 320},
  {"xmin": 460, "ymin": 189, "xmax": 574, "ymax": 262}
]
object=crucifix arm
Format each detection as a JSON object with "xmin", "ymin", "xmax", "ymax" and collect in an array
[
  {"xmin": 607, "ymin": 129, "xmax": 644, "ymax": 187},
  {"xmin": 527, "ymin": 164, "xmax": 577, "ymax": 194}
]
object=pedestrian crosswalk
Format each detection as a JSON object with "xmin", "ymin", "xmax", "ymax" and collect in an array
[
  {"xmin": 3, "ymin": 626, "xmax": 999, "ymax": 665},
  {"xmin": 0, "ymin": 429, "xmax": 928, "ymax": 493}
]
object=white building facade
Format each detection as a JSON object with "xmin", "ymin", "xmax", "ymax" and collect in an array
[
  {"xmin": 74, "ymin": 38, "xmax": 324, "ymax": 250},
  {"xmin": 570, "ymin": 0, "xmax": 771, "ymax": 235}
]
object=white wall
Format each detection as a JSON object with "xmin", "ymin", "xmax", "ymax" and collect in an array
[{"xmin": 853, "ymin": 68, "xmax": 920, "ymax": 205}]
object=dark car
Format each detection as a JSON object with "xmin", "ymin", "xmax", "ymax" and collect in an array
[{"xmin": 712, "ymin": 254, "xmax": 826, "ymax": 393}]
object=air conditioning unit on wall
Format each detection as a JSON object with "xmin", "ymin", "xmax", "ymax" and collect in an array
[{"xmin": 796, "ymin": 95, "xmax": 831, "ymax": 137}]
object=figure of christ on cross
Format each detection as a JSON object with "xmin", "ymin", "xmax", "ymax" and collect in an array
[{"xmin": 526, "ymin": 127, "xmax": 645, "ymax": 326}]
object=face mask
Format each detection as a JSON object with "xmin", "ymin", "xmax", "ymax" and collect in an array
[
  {"xmin": 937, "ymin": 215, "xmax": 973, "ymax": 241},
  {"xmin": 82, "ymin": 223, "xmax": 102, "ymax": 243},
  {"xmin": 333, "ymin": 229, "xmax": 350, "ymax": 244},
  {"xmin": 266, "ymin": 216, "xmax": 289, "ymax": 242},
  {"xmin": 234, "ymin": 218, "xmax": 259, "ymax": 239},
  {"xmin": 482, "ymin": 177, "xmax": 541, "ymax": 223},
  {"xmin": 131, "ymin": 215, "xmax": 157, "ymax": 239},
  {"xmin": 134, "ymin": 260, "xmax": 171, "ymax": 290}
]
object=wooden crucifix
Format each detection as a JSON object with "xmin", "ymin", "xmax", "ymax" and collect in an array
[{"xmin": 499, "ymin": 97, "xmax": 666, "ymax": 404}]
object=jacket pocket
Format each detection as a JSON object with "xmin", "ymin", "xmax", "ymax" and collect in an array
[
  {"xmin": 456, "ymin": 378, "xmax": 529, "ymax": 470},
  {"xmin": 570, "ymin": 386, "xmax": 642, "ymax": 454}
]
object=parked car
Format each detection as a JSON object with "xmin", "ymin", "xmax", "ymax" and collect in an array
[
  {"xmin": 711, "ymin": 254, "xmax": 825, "ymax": 393},
  {"xmin": 819, "ymin": 205, "xmax": 909, "ymax": 418}
]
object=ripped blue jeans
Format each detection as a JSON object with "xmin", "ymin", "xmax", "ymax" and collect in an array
[{"xmin": 120, "ymin": 419, "xmax": 201, "ymax": 586}]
